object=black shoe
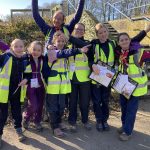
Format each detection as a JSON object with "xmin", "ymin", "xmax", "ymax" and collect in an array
[
  {"xmin": 96, "ymin": 123, "xmax": 103, "ymax": 132},
  {"xmin": 117, "ymin": 127, "xmax": 124, "ymax": 134},
  {"xmin": 103, "ymin": 122, "xmax": 110, "ymax": 131}
]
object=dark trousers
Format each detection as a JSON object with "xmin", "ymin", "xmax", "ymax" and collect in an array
[
  {"xmin": 0, "ymin": 91, "xmax": 22, "ymax": 135},
  {"xmin": 46, "ymin": 94, "xmax": 66, "ymax": 130},
  {"xmin": 68, "ymin": 82, "xmax": 91, "ymax": 125},
  {"xmin": 24, "ymin": 86, "xmax": 45, "ymax": 124},
  {"xmin": 91, "ymin": 84, "xmax": 110, "ymax": 123},
  {"xmin": 120, "ymin": 95, "xmax": 139, "ymax": 135}
]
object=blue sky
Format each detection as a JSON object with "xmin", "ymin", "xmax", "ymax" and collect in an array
[{"xmin": 0, "ymin": 0, "xmax": 61, "ymax": 17}]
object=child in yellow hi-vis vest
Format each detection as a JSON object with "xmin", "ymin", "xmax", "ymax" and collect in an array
[
  {"xmin": 45, "ymin": 31, "xmax": 89, "ymax": 138},
  {"xmin": 115, "ymin": 33, "xmax": 148, "ymax": 141},
  {"xmin": 0, "ymin": 39, "xmax": 32, "ymax": 148}
]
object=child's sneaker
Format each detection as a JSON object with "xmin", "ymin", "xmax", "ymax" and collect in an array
[
  {"xmin": 0, "ymin": 135, "xmax": 2, "ymax": 148},
  {"xmin": 34, "ymin": 123, "xmax": 43, "ymax": 132},
  {"xmin": 16, "ymin": 128, "xmax": 26, "ymax": 142},
  {"xmin": 23, "ymin": 120, "xmax": 29, "ymax": 129},
  {"xmin": 119, "ymin": 132, "xmax": 131, "ymax": 141},
  {"xmin": 59, "ymin": 123, "xmax": 68, "ymax": 131},
  {"xmin": 84, "ymin": 123, "xmax": 92, "ymax": 131},
  {"xmin": 103, "ymin": 122, "xmax": 110, "ymax": 131},
  {"xmin": 53, "ymin": 128, "xmax": 65, "ymax": 138},
  {"xmin": 96, "ymin": 123, "xmax": 103, "ymax": 132},
  {"xmin": 69, "ymin": 125, "xmax": 77, "ymax": 133}
]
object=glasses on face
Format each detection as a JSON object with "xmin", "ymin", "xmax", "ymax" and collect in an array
[{"xmin": 74, "ymin": 28, "xmax": 85, "ymax": 32}]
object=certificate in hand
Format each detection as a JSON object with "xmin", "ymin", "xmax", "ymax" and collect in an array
[
  {"xmin": 112, "ymin": 72, "xmax": 138, "ymax": 99},
  {"xmin": 89, "ymin": 63, "xmax": 116, "ymax": 87}
]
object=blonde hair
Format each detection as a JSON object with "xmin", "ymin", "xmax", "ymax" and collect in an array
[
  {"xmin": 28, "ymin": 41, "xmax": 43, "ymax": 53},
  {"xmin": 10, "ymin": 39, "xmax": 24, "ymax": 51},
  {"xmin": 52, "ymin": 31, "xmax": 69, "ymax": 45},
  {"xmin": 95, "ymin": 23, "xmax": 108, "ymax": 34}
]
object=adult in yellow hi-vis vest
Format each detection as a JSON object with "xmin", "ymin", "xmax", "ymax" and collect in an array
[
  {"xmin": 67, "ymin": 23, "xmax": 92, "ymax": 132},
  {"xmin": 116, "ymin": 32, "xmax": 148, "ymax": 141},
  {"xmin": 90, "ymin": 23, "xmax": 149, "ymax": 133},
  {"xmin": 0, "ymin": 39, "xmax": 32, "ymax": 147},
  {"xmin": 32, "ymin": 0, "xmax": 85, "ymax": 50}
]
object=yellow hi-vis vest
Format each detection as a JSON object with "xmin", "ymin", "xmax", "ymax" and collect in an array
[
  {"xmin": 45, "ymin": 27, "xmax": 70, "ymax": 42},
  {"xmin": 0, "ymin": 50, "xmax": 2, "ymax": 54},
  {"xmin": 92, "ymin": 42, "xmax": 115, "ymax": 84},
  {"xmin": 68, "ymin": 44, "xmax": 90, "ymax": 82},
  {"xmin": 119, "ymin": 49, "xmax": 148, "ymax": 97},
  {"xmin": 0, "ymin": 56, "xmax": 32, "ymax": 103},
  {"xmin": 47, "ymin": 58, "xmax": 71, "ymax": 94}
]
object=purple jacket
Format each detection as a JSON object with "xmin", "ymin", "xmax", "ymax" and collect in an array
[
  {"xmin": 0, "ymin": 40, "xmax": 9, "ymax": 52},
  {"xmin": 32, "ymin": 0, "xmax": 85, "ymax": 43}
]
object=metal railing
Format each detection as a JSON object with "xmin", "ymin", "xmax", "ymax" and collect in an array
[
  {"xmin": 105, "ymin": 2, "xmax": 132, "ymax": 21},
  {"xmin": 105, "ymin": 0, "xmax": 150, "ymax": 22},
  {"xmin": 67, "ymin": 0, "xmax": 76, "ymax": 11},
  {"xmin": 143, "ymin": 16, "xmax": 150, "ymax": 22}
]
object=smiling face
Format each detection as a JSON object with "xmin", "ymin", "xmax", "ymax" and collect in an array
[
  {"xmin": 53, "ymin": 11, "xmax": 64, "ymax": 28},
  {"xmin": 29, "ymin": 42, "xmax": 43, "ymax": 59},
  {"xmin": 52, "ymin": 31, "xmax": 68, "ymax": 50},
  {"xmin": 11, "ymin": 39, "xmax": 24, "ymax": 57},
  {"xmin": 55, "ymin": 37, "xmax": 66, "ymax": 50},
  {"xmin": 118, "ymin": 34, "xmax": 131, "ymax": 50},
  {"xmin": 97, "ymin": 27, "xmax": 109, "ymax": 43},
  {"xmin": 74, "ymin": 23, "xmax": 85, "ymax": 38}
]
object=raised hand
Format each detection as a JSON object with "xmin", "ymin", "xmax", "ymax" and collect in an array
[
  {"xmin": 47, "ymin": 45, "xmax": 57, "ymax": 50},
  {"xmin": 145, "ymin": 24, "xmax": 150, "ymax": 33},
  {"xmin": 48, "ymin": 50, "xmax": 58, "ymax": 63}
]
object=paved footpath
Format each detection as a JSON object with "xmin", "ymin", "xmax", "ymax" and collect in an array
[{"xmin": 1, "ymin": 100, "xmax": 150, "ymax": 150}]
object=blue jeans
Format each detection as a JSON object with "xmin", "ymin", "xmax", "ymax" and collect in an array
[
  {"xmin": 120, "ymin": 95, "xmax": 139, "ymax": 135},
  {"xmin": 91, "ymin": 84, "xmax": 110, "ymax": 123}
]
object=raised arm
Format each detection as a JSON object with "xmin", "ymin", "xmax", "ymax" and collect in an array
[
  {"xmin": 0, "ymin": 40, "xmax": 9, "ymax": 52},
  {"xmin": 69, "ymin": 36, "xmax": 90, "ymax": 47},
  {"xmin": 67, "ymin": 0, "xmax": 85, "ymax": 33},
  {"xmin": 32, "ymin": 0, "xmax": 51, "ymax": 35},
  {"xmin": 131, "ymin": 24, "xmax": 150, "ymax": 42}
]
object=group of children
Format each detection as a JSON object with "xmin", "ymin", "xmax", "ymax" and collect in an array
[{"xmin": 0, "ymin": 0, "xmax": 150, "ymax": 148}]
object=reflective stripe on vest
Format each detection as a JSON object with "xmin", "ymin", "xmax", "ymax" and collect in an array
[
  {"xmin": 48, "ymin": 80, "xmax": 69, "ymax": 85},
  {"xmin": 0, "ymin": 57, "xmax": 31, "ymax": 103},
  {"xmin": 47, "ymin": 58, "xmax": 71, "ymax": 94},
  {"xmin": 92, "ymin": 42, "xmax": 115, "ymax": 84},
  {"xmin": 95, "ymin": 43, "xmax": 114, "ymax": 66},
  {"xmin": 119, "ymin": 49, "xmax": 148, "ymax": 97},
  {"xmin": 68, "ymin": 44, "xmax": 90, "ymax": 82},
  {"xmin": 45, "ymin": 27, "xmax": 70, "ymax": 42}
]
